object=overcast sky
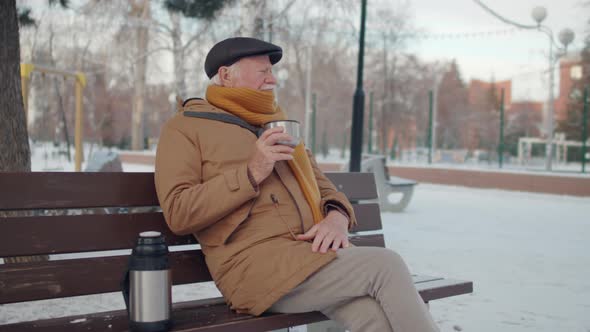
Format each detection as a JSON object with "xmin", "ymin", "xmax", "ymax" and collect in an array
[
  {"xmin": 22, "ymin": 0, "xmax": 585, "ymax": 102},
  {"xmin": 403, "ymin": 0, "xmax": 588, "ymax": 101}
]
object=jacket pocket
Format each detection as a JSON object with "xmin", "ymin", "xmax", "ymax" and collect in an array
[{"xmin": 196, "ymin": 200, "xmax": 254, "ymax": 246}]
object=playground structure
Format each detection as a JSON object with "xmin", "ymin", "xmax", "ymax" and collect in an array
[
  {"xmin": 20, "ymin": 63, "xmax": 86, "ymax": 171},
  {"xmin": 517, "ymin": 133, "xmax": 590, "ymax": 166}
]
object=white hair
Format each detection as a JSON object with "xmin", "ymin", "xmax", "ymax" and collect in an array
[{"xmin": 209, "ymin": 61, "xmax": 241, "ymax": 86}]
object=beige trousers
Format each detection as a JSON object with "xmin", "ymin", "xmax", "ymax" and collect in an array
[{"xmin": 269, "ymin": 247, "xmax": 439, "ymax": 332}]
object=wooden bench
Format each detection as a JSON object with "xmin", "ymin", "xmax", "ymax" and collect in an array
[
  {"xmin": 361, "ymin": 154, "xmax": 417, "ymax": 212},
  {"xmin": 0, "ymin": 172, "xmax": 472, "ymax": 332}
]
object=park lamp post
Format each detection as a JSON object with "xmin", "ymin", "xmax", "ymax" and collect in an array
[
  {"xmin": 349, "ymin": 0, "xmax": 368, "ymax": 172},
  {"xmin": 530, "ymin": 6, "xmax": 575, "ymax": 171}
]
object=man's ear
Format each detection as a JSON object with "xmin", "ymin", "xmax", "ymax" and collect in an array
[{"xmin": 218, "ymin": 66, "xmax": 232, "ymax": 87}]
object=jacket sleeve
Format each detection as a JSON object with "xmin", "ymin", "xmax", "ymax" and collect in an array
[
  {"xmin": 154, "ymin": 122, "xmax": 259, "ymax": 235},
  {"xmin": 306, "ymin": 149, "xmax": 357, "ymax": 229}
]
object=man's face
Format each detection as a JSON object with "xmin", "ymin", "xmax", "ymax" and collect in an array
[{"xmin": 224, "ymin": 55, "xmax": 277, "ymax": 91}]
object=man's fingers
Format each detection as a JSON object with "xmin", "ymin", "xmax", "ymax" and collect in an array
[
  {"xmin": 259, "ymin": 126, "xmax": 284, "ymax": 140},
  {"xmin": 331, "ymin": 238, "xmax": 342, "ymax": 252},
  {"xmin": 319, "ymin": 233, "xmax": 335, "ymax": 253},
  {"xmin": 311, "ymin": 233, "xmax": 323, "ymax": 252},
  {"xmin": 311, "ymin": 229, "xmax": 329, "ymax": 252},
  {"xmin": 273, "ymin": 154, "xmax": 294, "ymax": 161},
  {"xmin": 269, "ymin": 151, "xmax": 294, "ymax": 161},
  {"xmin": 270, "ymin": 145, "xmax": 295, "ymax": 154},
  {"xmin": 342, "ymin": 237, "xmax": 350, "ymax": 248},
  {"xmin": 268, "ymin": 145, "xmax": 295, "ymax": 161},
  {"xmin": 296, "ymin": 225, "xmax": 318, "ymax": 241},
  {"xmin": 265, "ymin": 133, "xmax": 295, "ymax": 146}
]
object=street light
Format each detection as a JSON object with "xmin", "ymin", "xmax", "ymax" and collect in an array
[
  {"xmin": 472, "ymin": 1, "xmax": 575, "ymax": 171},
  {"xmin": 530, "ymin": 6, "xmax": 575, "ymax": 171},
  {"xmin": 349, "ymin": 0, "xmax": 368, "ymax": 172}
]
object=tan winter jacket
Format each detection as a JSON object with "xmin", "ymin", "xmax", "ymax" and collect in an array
[{"xmin": 154, "ymin": 98, "xmax": 356, "ymax": 315}]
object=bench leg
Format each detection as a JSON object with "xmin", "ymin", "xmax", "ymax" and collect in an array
[
  {"xmin": 396, "ymin": 187, "xmax": 414, "ymax": 212},
  {"xmin": 380, "ymin": 186, "xmax": 415, "ymax": 213}
]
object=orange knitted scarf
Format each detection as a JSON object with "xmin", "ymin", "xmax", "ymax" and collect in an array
[{"xmin": 206, "ymin": 85, "xmax": 323, "ymax": 224}]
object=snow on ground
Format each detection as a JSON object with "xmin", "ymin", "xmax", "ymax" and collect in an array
[
  {"xmin": 385, "ymin": 184, "xmax": 590, "ymax": 332},
  {"xmin": 389, "ymin": 162, "xmax": 590, "ymax": 178},
  {"xmin": 3, "ymin": 143, "xmax": 589, "ymax": 330},
  {"xmin": 122, "ymin": 163, "xmax": 154, "ymax": 172}
]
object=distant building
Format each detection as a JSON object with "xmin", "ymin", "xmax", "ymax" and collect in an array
[
  {"xmin": 468, "ymin": 79, "xmax": 512, "ymax": 112},
  {"xmin": 462, "ymin": 78, "xmax": 547, "ymax": 150},
  {"xmin": 463, "ymin": 79, "xmax": 513, "ymax": 150},
  {"xmin": 509, "ymin": 101, "xmax": 544, "ymax": 137},
  {"xmin": 555, "ymin": 53, "xmax": 583, "ymax": 123}
]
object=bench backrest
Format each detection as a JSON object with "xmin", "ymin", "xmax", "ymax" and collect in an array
[
  {"xmin": 361, "ymin": 155, "xmax": 391, "ymax": 182},
  {"xmin": 0, "ymin": 172, "xmax": 381, "ymax": 305}
]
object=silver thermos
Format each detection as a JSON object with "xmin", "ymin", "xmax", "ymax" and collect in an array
[{"xmin": 122, "ymin": 231, "xmax": 172, "ymax": 332}]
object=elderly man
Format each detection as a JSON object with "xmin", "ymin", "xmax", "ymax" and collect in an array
[{"xmin": 155, "ymin": 37, "xmax": 438, "ymax": 332}]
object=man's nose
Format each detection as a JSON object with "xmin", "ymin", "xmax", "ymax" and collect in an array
[{"xmin": 266, "ymin": 72, "xmax": 277, "ymax": 84}]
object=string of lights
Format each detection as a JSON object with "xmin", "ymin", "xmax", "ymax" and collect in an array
[{"xmin": 408, "ymin": 27, "xmax": 524, "ymax": 40}]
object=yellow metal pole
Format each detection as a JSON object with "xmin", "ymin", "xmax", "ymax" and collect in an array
[
  {"xmin": 20, "ymin": 64, "xmax": 35, "ymax": 123},
  {"xmin": 21, "ymin": 78, "xmax": 29, "ymax": 123},
  {"xmin": 74, "ymin": 72, "xmax": 86, "ymax": 172},
  {"xmin": 20, "ymin": 64, "xmax": 88, "ymax": 170}
]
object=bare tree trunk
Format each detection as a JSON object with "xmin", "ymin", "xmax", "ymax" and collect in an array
[
  {"xmin": 0, "ymin": 1, "xmax": 50, "ymax": 263},
  {"xmin": 240, "ymin": 0, "xmax": 266, "ymax": 39},
  {"xmin": 253, "ymin": 0, "xmax": 266, "ymax": 40},
  {"xmin": 170, "ymin": 11, "xmax": 186, "ymax": 99},
  {"xmin": 378, "ymin": 32, "xmax": 389, "ymax": 155},
  {"xmin": 379, "ymin": 102, "xmax": 387, "ymax": 155},
  {"xmin": 0, "ymin": 0, "xmax": 31, "ymax": 172},
  {"xmin": 43, "ymin": 27, "xmax": 73, "ymax": 162},
  {"xmin": 130, "ymin": 0, "xmax": 150, "ymax": 150},
  {"xmin": 53, "ymin": 78, "xmax": 72, "ymax": 162}
]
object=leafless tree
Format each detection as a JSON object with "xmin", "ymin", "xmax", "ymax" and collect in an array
[{"xmin": 0, "ymin": 0, "xmax": 31, "ymax": 172}]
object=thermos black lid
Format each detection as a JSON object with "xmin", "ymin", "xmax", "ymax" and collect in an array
[
  {"xmin": 130, "ymin": 231, "xmax": 169, "ymax": 271},
  {"xmin": 140, "ymin": 231, "xmax": 161, "ymax": 237}
]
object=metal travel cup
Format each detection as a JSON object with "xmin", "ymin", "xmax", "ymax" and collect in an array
[{"xmin": 263, "ymin": 120, "xmax": 301, "ymax": 147}]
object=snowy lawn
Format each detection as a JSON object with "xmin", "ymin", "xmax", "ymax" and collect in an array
[
  {"xmin": 1, "ymin": 159, "xmax": 589, "ymax": 331},
  {"xmin": 385, "ymin": 184, "xmax": 590, "ymax": 332}
]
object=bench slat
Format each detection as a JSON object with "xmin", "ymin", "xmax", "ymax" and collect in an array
[
  {"xmin": 0, "ymin": 172, "xmax": 159, "ymax": 210},
  {"xmin": 0, "ymin": 250, "xmax": 210, "ymax": 304},
  {"xmin": 0, "ymin": 172, "xmax": 377, "ymax": 210},
  {"xmin": 0, "ymin": 276, "xmax": 473, "ymax": 332},
  {"xmin": 0, "ymin": 202, "xmax": 382, "ymax": 257},
  {"xmin": 0, "ymin": 213, "xmax": 192, "ymax": 257},
  {"xmin": 416, "ymin": 278, "xmax": 474, "ymax": 302},
  {"xmin": 0, "ymin": 235, "xmax": 384, "ymax": 304},
  {"xmin": 0, "ymin": 297, "xmax": 328, "ymax": 332},
  {"xmin": 350, "ymin": 203, "xmax": 382, "ymax": 233},
  {"xmin": 324, "ymin": 172, "xmax": 377, "ymax": 200}
]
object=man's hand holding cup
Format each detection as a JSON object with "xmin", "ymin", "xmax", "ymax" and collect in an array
[{"xmin": 247, "ymin": 122, "xmax": 300, "ymax": 185}]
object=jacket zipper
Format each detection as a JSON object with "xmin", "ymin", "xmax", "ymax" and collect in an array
[
  {"xmin": 273, "ymin": 169, "xmax": 306, "ymax": 233},
  {"xmin": 271, "ymin": 194, "xmax": 298, "ymax": 240}
]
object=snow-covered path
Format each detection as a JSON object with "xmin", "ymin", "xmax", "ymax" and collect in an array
[{"xmin": 385, "ymin": 184, "xmax": 590, "ymax": 332}]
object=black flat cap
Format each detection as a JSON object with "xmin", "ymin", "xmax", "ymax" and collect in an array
[{"xmin": 204, "ymin": 37, "xmax": 282, "ymax": 79}]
